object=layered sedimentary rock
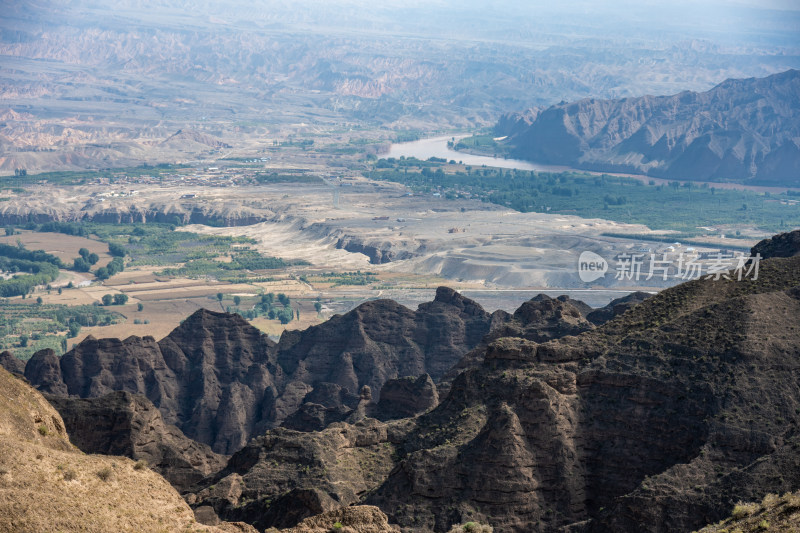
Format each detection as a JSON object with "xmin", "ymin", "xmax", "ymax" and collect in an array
[
  {"xmin": 26, "ymin": 312, "xmax": 279, "ymax": 455},
  {"xmin": 47, "ymin": 391, "xmax": 227, "ymax": 491},
  {"xmin": 24, "ymin": 288, "xmax": 500, "ymax": 454},
  {"xmin": 191, "ymin": 231, "xmax": 800, "ymax": 533},
  {"xmin": 375, "ymin": 374, "xmax": 438, "ymax": 421}
]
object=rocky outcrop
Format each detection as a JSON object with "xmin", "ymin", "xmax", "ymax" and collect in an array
[
  {"xmin": 272, "ymin": 287, "xmax": 496, "ymax": 426},
  {"xmin": 24, "ymin": 288, "xmax": 499, "ymax": 453},
  {"xmin": 189, "ymin": 246, "xmax": 800, "ymax": 532},
  {"xmin": 375, "ymin": 374, "xmax": 438, "ymax": 421},
  {"xmin": 499, "ymin": 70, "xmax": 800, "ymax": 185},
  {"xmin": 335, "ymin": 236, "xmax": 414, "ymax": 265},
  {"xmin": 25, "ymin": 311, "xmax": 279, "ymax": 454},
  {"xmin": 750, "ymin": 228, "xmax": 800, "ymax": 259},
  {"xmin": 0, "ymin": 350, "xmax": 24, "ymax": 374},
  {"xmin": 47, "ymin": 391, "xmax": 228, "ymax": 491},
  {"xmin": 281, "ymin": 383, "xmax": 362, "ymax": 432},
  {"xmin": 585, "ymin": 291, "xmax": 652, "ymax": 325},
  {"xmin": 189, "ymin": 418, "xmax": 408, "ymax": 530},
  {"xmin": 441, "ymin": 293, "xmax": 595, "ymax": 384},
  {"xmin": 273, "ymin": 505, "xmax": 400, "ymax": 533}
]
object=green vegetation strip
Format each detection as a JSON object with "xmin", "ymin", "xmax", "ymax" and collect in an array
[{"xmin": 374, "ymin": 162, "xmax": 800, "ymax": 234}]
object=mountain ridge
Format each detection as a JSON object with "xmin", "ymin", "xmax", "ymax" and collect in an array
[{"xmin": 497, "ymin": 70, "xmax": 800, "ymax": 185}]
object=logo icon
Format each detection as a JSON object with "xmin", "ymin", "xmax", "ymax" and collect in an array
[{"xmin": 578, "ymin": 251, "xmax": 608, "ymax": 283}]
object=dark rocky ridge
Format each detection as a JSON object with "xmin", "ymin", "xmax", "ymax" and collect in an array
[
  {"xmin": 17, "ymin": 286, "xmax": 641, "ymax": 455},
  {"xmin": 22, "ymin": 287, "xmax": 517, "ymax": 454},
  {"xmin": 497, "ymin": 70, "xmax": 800, "ymax": 185},
  {"xmin": 584, "ymin": 291, "xmax": 652, "ymax": 326},
  {"xmin": 751, "ymin": 228, "xmax": 800, "ymax": 259},
  {"xmin": 439, "ymin": 293, "xmax": 597, "ymax": 390},
  {"xmin": 374, "ymin": 374, "xmax": 439, "ymax": 421},
  {"xmin": 0, "ymin": 350, "xmax": 24, "ymax": 374},
  {"xmin": 47, "ymin": 391, "xmax": 228, "ymax": 491},
  {"xmin": 189, "ymin": 230, "xmax": 800, "ymax": 532},
  {"xmin": 25, "ymin": 313, "xmax": 279, "ymax": 454}
]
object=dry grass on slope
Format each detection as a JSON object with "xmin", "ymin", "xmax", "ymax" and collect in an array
[
  {"xmin": 697, "ymin": 492, "xmax": 800, "ymax": 533},
  {"xmin": 0, "ymin": 368, "xmax": 253, "ymax": 533}
]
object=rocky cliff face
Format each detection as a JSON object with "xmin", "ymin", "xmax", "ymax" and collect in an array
[
  {"xmin": 375, "ymin": 374, "xmax": 439, "ymax": 421},
  {"xmin": 498, "ymin": 70, "xmax": 800, "ymax": 185},
  {"xmin": 23, "ymin": 288, "xmax": 501, "ymax": 455},
  {"xmin": 25, "ymin": 311, "xmax": 280, "ymax": 455},
  {"xmin": 189, "ymin": 231, "xmax": 800, "ymax": 533},
  {"xmin": 0, "ymin": 350, "xmax": 24, "ymax": 374},
  {"xmin": 47, "ymin": 391, "xmax": 228, "ymax": 491},
  {"xmin": 187, "ymin": 418, "xmax": 408, "ymax": 529},
  {"xmin": 366, "ymin": 250, "xmax": 800, "ymax": 532},
  {"xmin": 272, "ymin": 287, "xmax": 497, "ymax": 428}
]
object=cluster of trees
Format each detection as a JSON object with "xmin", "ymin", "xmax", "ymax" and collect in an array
[
  {"xmin": 603, "ymin": 194, "xmax": 628, "ymax": 206},
  {"xmin": 72, "ymin": 248, "xmax": 100, "ymax": 272},
  {"xmin": 101, "ymin": 293, "xmax": 128, "ymax": 306},
  {"xmin": 227, "ymin": 252, "xmax": 292, "ymax": 270},
  {"xmin": 0, "ymin": 244, "xmax": 63, "ymax": 297},
  {"xmin": 220, "ymin": 292, "xmax": 297, "ymax": 324},
  {"xmin": 95, "ymin": 256, "xmax": 124, "ymax": 280},
  {"xmin": 262, "ymin": 293, "xmax": 296, "ymax": 323}
]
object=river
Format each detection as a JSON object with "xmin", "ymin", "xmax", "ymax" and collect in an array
[
  {"xmin": 384, "ymin": 135, "xmax": 799, "ymax": 194},
  {"xmin": 384, "ymin": 135, "xmax": 570, "ymax": 172}
]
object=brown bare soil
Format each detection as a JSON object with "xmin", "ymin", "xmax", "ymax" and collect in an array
[
  {"xmin": 0, "ymin": 367, "xmax": 253, "ymax": 533},
  {"xmin": 0, "ymin": 231, "xmax": 111, "ymax": 265}
]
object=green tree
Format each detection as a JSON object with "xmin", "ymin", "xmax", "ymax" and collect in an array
[
  {"xmin": 113, "ymin": 293, "xmax": 128, "ymax": 305},
  {"xmin": 73, "ymin": 257, "xmax": 91, "ymax": 272},
  {"xmin": 278, "ymin": 293, "xmax": 289, "ymax": 306},
  {"xmin": 233, "ymin": 295, "xmax": 241, "ymax": 306},
  {"xmin": 106, "ymin": 257, "xmax": 124, "ymax": 276},
  {"xmin": 108, "ymin": 242, "xmax": 126, "ymax": 257},
  {"xmin": 19, "ymin": 334, "xmax": 28, "ymax": 347},
  {"xmin": 217, "ymin": 292, "xmax": 223, "ymax": 302},
  {"xmin": 137, "ymin": 302, "xmax": 143, "ymax": 312},
  {"xmin": 78, "ymin": 248, "xmax": 90, "ymax": 260},
  {"xmin": 102, "ymin": 294, "xmax": 113, "ymax": 306},
  {"xmin": 36, "ymin": 296, "xmax": 43, "ymax": 305},
  {"xmin": 68, "ymin": 322, "xmax": 81, "ymax": 338},
  {"xmin": 314, "ymin": 302, "xmax": 322, "ymax": 314},
  {"xmin": 87, "ymin": 252, "xmax": 99, "ymax": 265},
  {"xmin": 95, "ymin": 267, "xmax": 110, "ymax": 280},
  {"xmin": 4, "ymin": 227, "xmax": 14, "ymax": 236}
]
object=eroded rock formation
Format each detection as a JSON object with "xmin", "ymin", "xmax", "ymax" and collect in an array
[{"xmin": 47, "ymin": 391, "xmax": 228, "ymax": 491}]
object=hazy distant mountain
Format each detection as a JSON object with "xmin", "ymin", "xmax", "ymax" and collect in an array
[
  {"xmin": 2, "ymin": 1, "xmax": 799, "ymax": 173},
  {"xmin": 498, "ymin": 70, "xmax": 800, "ymax": 185}
]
